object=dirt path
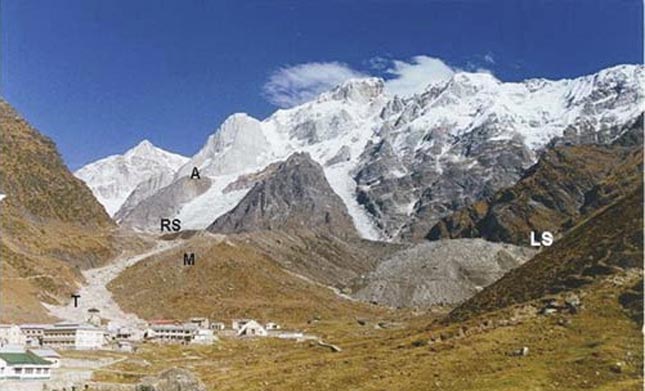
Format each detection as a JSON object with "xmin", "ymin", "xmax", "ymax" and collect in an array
[{"xmin": 43, "ymin": 240, "xmax": 182, "ymax": 329}]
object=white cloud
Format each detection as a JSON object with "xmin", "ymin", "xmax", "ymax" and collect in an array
[
  {"xmin": 262, "ymin": 55, "xmax": 461, "ymax": 106},
  {"xmin": 383, "ymin": 55, "xmax": 455, "ymax": 97},
  {"xmin": 263, "ymin": 62, "xmax": 367, "ymax": 108},
  {"xmin": 484, "ymin": 52, "xmax": 495, "ymax": 64}
]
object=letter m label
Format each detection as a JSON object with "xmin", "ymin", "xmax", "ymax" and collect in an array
[{"xmin": 183, "ymin": 253, "xmax": 195, "ymax": 266}]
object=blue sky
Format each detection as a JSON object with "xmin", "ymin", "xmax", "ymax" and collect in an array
[{"xmin": 2, "ymin": 0, "xmax": 643, "ymax": 170}]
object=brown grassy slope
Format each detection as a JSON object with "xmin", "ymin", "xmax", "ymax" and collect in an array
[
  {"xmin": 581, "ymin": 147, "xmax": 643, "ymax": 213},
  {"xmin": 0, "ymin": 99, "xmax": 113, "ymax": 226},
  {"xmin": 97, "ymin": 270, "xmax": 642, "ymax": 391},
  {"xmin": 109, "ymin": 233, "xmax": 392, "ymax": 325},
  {"xmin": 427, "ymin": 144, "xmax": 633, "ymax": 245},
  {"xmin": 232, "ymin": 230, "xmax": 404, "ymax": 288},
  {"xmin": 0, "ymin": 99, "xmax": 140, "ymax": 322},
  {"xmin": 449, "ymin": 181, "xmax": 643, "ymax": 322}
]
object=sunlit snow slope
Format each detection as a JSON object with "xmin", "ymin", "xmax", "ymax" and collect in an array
[
  {"xmin": 75, "ymin": 140, "xmax": 188, "ymax": 216},
  {"xmin": 77, "ymin": 64, "xmax": 644, "ymax": 240}
]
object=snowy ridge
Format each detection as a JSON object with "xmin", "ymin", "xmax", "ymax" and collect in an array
[
  {"xmin": 77, "ymin": 64, "xmax": 644, "ymax": 239},
  {"xmin": 175, "ymin": 78, "xmax": 387, "ymax": 239},
  {"xmin": 75, "ymin": 140, "xmax": 188, "ymax": 216}
]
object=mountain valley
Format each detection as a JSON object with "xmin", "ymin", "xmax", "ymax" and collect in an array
[{"xmin": 1, "ymin": 62, "xmax": 643, "ymax": 390}]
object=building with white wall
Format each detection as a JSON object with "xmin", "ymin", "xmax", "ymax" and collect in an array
[
  {"xmin": 146, "ymin": 322, "xmax": 197, "ymax": 344},
  {"xmin": 42, "ymin": 323, "xmax": 105, "ymax": 350},
  {"xmin": 19, "ymin": 324, "xmax": 48, "ymax": 346},
  {"xmin": 0, "ymin": 325, "xmax": 26, "ymax": 347},
  {"xmin": 237, "ymin": 320, "xmax": 268, "ymax": 337},
  {"xmin": 0, "ymin": 351, "xmax": 53, "ymax": 380},
  {"xmin": 191, "ymin": 329, "xmax": 216, "ymax": 345}
]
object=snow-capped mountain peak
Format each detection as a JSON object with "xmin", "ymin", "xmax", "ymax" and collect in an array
[
  {"xmin": 174, "ymin": 112, "xmax": 268, "ymax": 179},
  {"xmin": 320, "ymin": 77, "xmax": 385, "ymax": 103},
  {"xmin": 82, "ymin": 63, "xmax": 643, "ymax": 241},
  {"xmin": 75, "ymin": 140, "xmax": 188, "ymax": 216},
  {"xmin": 124, "ymin": 139, "xmax": 155, "ymax": 156}
]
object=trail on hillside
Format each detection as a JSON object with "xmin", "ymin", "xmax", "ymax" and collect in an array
[{"xmin": 43, "ymin": 240, "xmax": 181, "ymax": 329}]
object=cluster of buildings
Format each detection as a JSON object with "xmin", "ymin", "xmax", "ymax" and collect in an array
[
  {"xmin": 0, "ymin": 321, "xmax": 104, "ymax": 381},
  {"xmin": 0, "ymin": 312, "xmax": 303, "ymax": 381},
  {"xmin": 144, "ymin": 317, "xmax": 290, "ymax": 342}
]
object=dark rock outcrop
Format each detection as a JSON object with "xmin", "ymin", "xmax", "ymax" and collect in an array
[
  {"xmin": 426, "ymin": 143, "xmax": 640, "ymax": 245},
  {"xmin": 208, "ymin": 152, "xmax": 358, "ymax": 238},
  {"xmin": 117, "ymin": 176, "xmax": 212, "ymax": 231},
  {"xmin": 449, "ymin": 183, "xmax": 643, "ymax": 322}
]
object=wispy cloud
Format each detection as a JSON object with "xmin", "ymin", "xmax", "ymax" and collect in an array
[
  {"xmin": 263, "ymin": 55, "xmax": 463, "ymax": 107},
  {"xmin": 263, "ymin": 62, "xmax": 368, "ymax": 108},
  {"xmin": 383, "ymin": 55, "xmax": 455, "ymax": 97}
]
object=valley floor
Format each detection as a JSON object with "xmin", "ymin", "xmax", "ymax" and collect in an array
[
  {"xmin": 90, "ymin": 270, "xmax": 643, "ymax": 391},
  {"xmin": 42, "ymin": 239, "xmax": 182, "ymax": 329}
]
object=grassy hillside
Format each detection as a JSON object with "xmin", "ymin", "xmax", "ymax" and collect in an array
[
  {"xmin": 109, "ymin": 232, "xmax": 393, "ymax": 325},
  {"xmin": 0, "ymin": 99, "xmax": 146, "ymax": 322},
  {"xmin": 95, "ymin": 268, "xmax": 642, "ymax": 390},
  {"xmin": 450, "ymin": 181, "xmax": 643, "ymax": 322}
]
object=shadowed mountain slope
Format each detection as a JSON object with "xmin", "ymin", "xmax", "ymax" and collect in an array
[
  {"xmin": 427, "ymin": 142, "xmax": 641, "ymax": 245},
  {"xmin": 208, "ymin": 152, "xmax": 358, "ymax": 239},
  {"xmin": 0, "ymin": 99, "xmax": 142, "ymax": 322},
  {"xmin": 449, "ymin": 181, "xmax": 643, "ymax": 322}
]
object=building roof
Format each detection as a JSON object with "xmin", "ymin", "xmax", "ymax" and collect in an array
[
  {"xmin": 0, "ymin": 351, "xmax": 52, "ymax": 366},
  {"xmin": 151, "ymin": 323, "xmax": 198, "ymax": 331},
  {"xmin": 237, "ymin": 320, "xmax": 267, "ymax": 336},
  {"xmin": 28, "ymin": 348, "xmax": 60, "ymax": 358},
  {"xmin": 49, "ymin": 322, "xmax": 102, "ymax": 331},
  {"xmin": 148, "ymin": 319, "xmax": 180, "ymax": 325},
  {"xmin": 0, "ymin": 345, "xmax": 26, "ymax": 353},
  {"xmin": 19, "ymin": 324, "xmax": 49, "ymax": 329}
]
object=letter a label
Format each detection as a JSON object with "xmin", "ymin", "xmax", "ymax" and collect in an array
[{"xmin": 190, "ymin": 167, "xmax": 201, "ymax": 179}]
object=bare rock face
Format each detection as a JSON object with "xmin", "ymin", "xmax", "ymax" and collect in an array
[
  {"xmin": 325, "ymin": 145, "xmax": 352, "ymax": 166},
  {"xmin": 222, "ymin": 161, "xmax": 281, "ymax": 194},
  {"xmin": 426, "ymin": 138, "xmax": 642, "ymax": 245},
  {"xmin": 137, "ymin": 368, "xmax": 206, "ymax": 391},
  {"xmin": 208, "ymin": 152, "xmax": 358, "ymax": 238},
  {"xmin": 353, "ymin": 66, "xmax": 643, "ymax": 241},
  {"xmin": 450, "ymin": 182, "xmax": 643, "ymax": 322},
  {"xmin": 353, "ymin": 239, "xmax": 535, "ymax": 308},
  {"xmin": 114, "ymin": 170, "xmax": 176, "ymax": 221},
  {"xmin": 118, "ymin": 176, "xmax": 212, "ymax": 231}
]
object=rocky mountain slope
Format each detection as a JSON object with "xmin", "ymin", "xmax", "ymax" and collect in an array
[
  {"xmin": 449, "ymin": 180, "xmax": 643, "ymax": 322},
  {"xmin": 0, "ymin": 99, "xmax": 132, "ymax": 322},
  {"xmin": 426, "ymin": 120, "xmax": 643, "ymax": 245},
  {"xmin": 353, "ymin": 239, "xmax": 535, "ymax": 308},
  {"xmin": 74, "ymin": 140, "xmax": 188, "ymax": 216},
  {"xmin": 117, "ymin": 176, "xmax": 212, "ymax": 231},
  {"xmin": 208, "ymin": 152, "xmax": 358, "ymax": 238},
  {"xmin": 77, "ymin": 64, "xmax": 644, "ymax": 241}
]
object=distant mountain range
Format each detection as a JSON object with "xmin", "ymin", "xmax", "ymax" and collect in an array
[
  {"xmin": 1, "ymin": 61, "xmax": 642, "ymax": 390},
  {"xmin": 2, "ymin": 63, "xmax": 643, "ymax": 322},
  {"xmin": 75, "ymin": 64, "xmax": 644, "ymax": 242}
]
